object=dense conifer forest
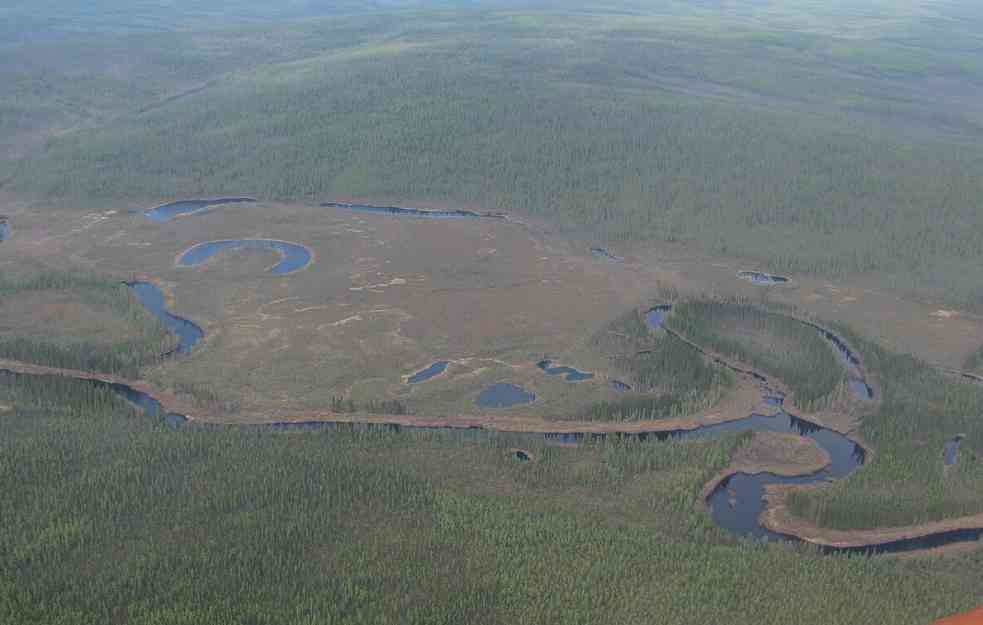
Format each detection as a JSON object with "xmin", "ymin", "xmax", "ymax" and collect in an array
[
  {"xmin": 3, "ymin": 372, "xmax": 983, "ymax": 625},
  {"xmin": 3, "ymin": 2, "xmax": 983, "ymax": 622}
]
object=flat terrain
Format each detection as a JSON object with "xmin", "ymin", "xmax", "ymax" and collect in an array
[
  {"xmin": 728, "ymin": 431, "xmax": 830, "ymax": 478},
  {"xmin": 2, "ymin": 196, "xmax": 982, "ymax": 425}
]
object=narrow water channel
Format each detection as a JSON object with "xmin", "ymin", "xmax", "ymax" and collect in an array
[
  {"xmin": 125, "ymin": 282, "xmax": 203, "ymax": 355},
  {"xmin": 4, "ymin": 282, "xmax": 979, "ymax": 555},
  {"xmin": 143, "ymin": 198, "xmax": 255, "ymax": 222}
]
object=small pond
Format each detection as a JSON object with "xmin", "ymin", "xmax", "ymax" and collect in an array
[
  {"xmin": 590, "ymin": 247, "xmax": 624, "ymax": 262},
  {"xmin": 0, "ymin": 219, "xmax": 10, "ymax": 242},
  {"xmin": 611, "ymin": 380, "xmax": 632, "ymax": 392},
  {"xmin": 475, "ymin": 383, "xmax": 536, "ymax": 408},
  {"xmin": 178, "ymin": 239, "xmax": 312, "ymax": 275},
  {"xmin": 944, "ymin": 435, "xmax": 965, "ymax": 467},
  {"xmin": 407, "ymin": 361, "xmax": 449, "ymax": 384},
  {"xmin": 737, "ymin": 270, "xmax": 790, "ymax": 285},
  {"xmin": 645, "ymin": 304, "xmax": 672, "ymax": 330},
  {"xmin": 536, "ymin": 359, "xmax": 594, "ymax": 382},
  {"xmin": 7, "ymin": 275, "xmax": 979, "ymax": 556},
  {"xmin": 144, "ymin": 198, "xmax": 255, "ymax": 222}
]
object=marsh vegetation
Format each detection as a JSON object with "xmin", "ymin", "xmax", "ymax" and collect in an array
[
  {"xmin": 576, "ymin": 308, "xmax": 733, "ymax": 422},
  {"xmin": 0, "ymin": 272, "xmax": 173, "ymax": 376}
]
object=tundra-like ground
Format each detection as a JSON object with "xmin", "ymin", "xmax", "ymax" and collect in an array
[{"xmin": 2, "ymin": 195, "xmax": 981, "ymax": 424}]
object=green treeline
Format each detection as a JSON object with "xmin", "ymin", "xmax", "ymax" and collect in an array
[
  {"xmin": 966, "ymin": 345, "xmax": 983, "ymax": 374},
  {"xmin": 331, "ymin": 396, "xmax": 408, "ymax": 415},
  {"xmin": 578, "ymin": 309, "xmax": 732, "ymax": 422},
  {"xmin": 8, "ymin": 12, "xmax": 983, "ymax": 308},
  {"xmin": 3, "ymin": 371, "xmax": 983, "ymax": 624},
  {"xmin": 667, "ymin": 298, "xmax": 844, "ymax": 408},
  {"xmin": 788, "ymin": 326, "xmax": 983, "ymax": 529},
  {"xmin": 0, "ymin": 271, "xmax": 173, "ymax": 377}
]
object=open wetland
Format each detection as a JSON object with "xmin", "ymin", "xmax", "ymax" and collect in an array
[
  {"xmin": 2, "ymin": 196, "xmax": 983, "ymax": 561},
  {"xmin": 9, "ymin": 6, "xmax": 983, "ymax": 621}
]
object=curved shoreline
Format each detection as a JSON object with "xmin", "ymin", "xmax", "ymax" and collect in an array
[
  {"xmin": 761, "ymin": 484, "xmax": 983, "ymax": 551},
  {"xmin": 4, "ymin": 352, "xmax": 981, "ymax": 553},
  {"xmin": 174, "ymin": 238, "xmax": 315, "ymax": 275},
  {"xmin": 6, "ymin": 282, "xmax": 983, "ymax": 555},
  {"xmin": 143, "ymin": 197, "xmax": 256, "ymax": 222}
]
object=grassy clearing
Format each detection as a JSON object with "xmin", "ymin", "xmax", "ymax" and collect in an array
[
  {"xmin": 788, "ymin": 326, "xmax": 983, "ymax": 530},
  {"xmin": 666, "ymin": 298, "xmax": 844, "ymax": 407},
  {"xmin": 3, "ymin": 371, "xmax": 983, "ymax": 625},
  {"xmin": 0, "ymin": 271, "xmax": 173, "ymax": 376}
]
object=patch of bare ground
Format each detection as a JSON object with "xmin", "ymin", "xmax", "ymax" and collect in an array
[{"xmin": 731, "ymin": 431, "xmax": 830, "ymax": 477}]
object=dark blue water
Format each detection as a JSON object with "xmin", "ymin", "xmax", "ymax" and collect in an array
[
  {"xmin": 812, "ymin": 326, "xmax": 874, "ymax": 400},
  {"xmin": 125, "ymin": 282, "xmax": 203, "ymax": 355},
  {"xmin": 514, "ymin": 449, "xmax": 531, "ymax": 461},
  {"xmin": 944, "ymin": 435, "xmax": 965, "ymax": 466},
  {"xmin": 536, "ymin": 360, "xmax": 594, "ymax": 381},
  {"xmin": 323, "ymin": 202, "xmax": 506, "ymax": 220},
  {"xmin": 0, "ymin": 220, "xmax": 10, "ymax": 242},
  {"xmin": 764, "ymin": 395, "xmax": 785, "ymax": 407},
  {"xmin": 0, "ymin": 369, "xmax": 188, "ymax": 428},
  {"xmin": 6, "ymin": 362, "xmax": 979, "ymax": 554},
  {"xmin": 476, "ymin": 383, "xmax": 536, "ymax": 408},
  {"xmin": 5, "ymin": 280, "xmax": 977, "ymax": 554},
  {"xmin": 645, "ymin": 305, "xmax": 672, "ymax": 329},
  {"xmin": 702, "ymin": 412, "xmax": 864, "ymax": 540},
  {"xmin": 591, "ymin": 247, "xmax": 624, "ymax": 262},
  {"xmin": 144, "ymin": 198, "xmax": 255, "ymax": 222},
  {"xmin": 737, "ymin": 271, "xmax": 790, "ymax": 285},
  {"xmin": 407, "ymin": 362, "xmax": 449, "ymax": 384},
  {"xmin": 178, "ymin": 239, "xmax": 312, "ymax": 275},
  {"xmin": 848, "ymin": 376, "xmax": 874, "ymax": 400},
  {"xmin": 611, "ymin": 380, "xmax": 632, "ymax": 392}
]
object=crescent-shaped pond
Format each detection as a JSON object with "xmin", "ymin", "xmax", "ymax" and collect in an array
[{"xmin": 178, "ymin": 239, "xmax": 312, "ymax": 275}]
